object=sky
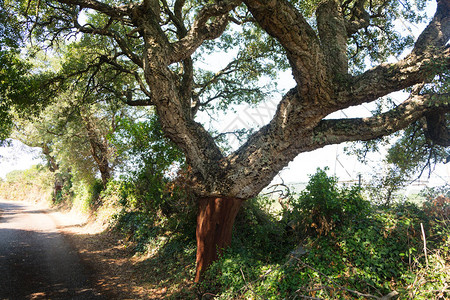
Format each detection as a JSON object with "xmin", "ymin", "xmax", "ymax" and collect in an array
[
  {"xmin": 0, "ymin": 140, "xmax": 43, "ymax": 179},
  {"xmin": 1, "ymin": 0, "xmax": 448, "ymax": 190}
]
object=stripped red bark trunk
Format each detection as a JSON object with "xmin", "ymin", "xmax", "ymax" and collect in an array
[{"xmin": 194, "ymin": 196, "xmax": 243, "ymax": 282}]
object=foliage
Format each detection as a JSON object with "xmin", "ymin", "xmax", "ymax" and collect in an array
[
  {"xmin": 286, "ymin": 168, "xmax": 371, "ymax": 236},
  {"xmin": 345, "ymin": 90, "xmax": 449, "ymax": 203},
  {"xmin": 423, "ymin": 195, "xmax": 450, "ymax": 221},
  {"xmin": 110, "ymin": 114, "xmax": 185, "ymax": 216},
  {"xmin": 0, "ymin": 0, "xmax": 27, "ymax": 140},
  {"xmin": 111, "ymin": 114, "xmax": 184, "ymax": 178},
  {"xmin": 366, "ymin": 165, "xmax": 408, "ymax": 206},
  {"xmin": 420, "ymin": 184, "xmax": 450, "ymax": 200},
  {"xmin": 0, "ymin": 0, "xmax": 63, "ymax": 142},
  {"xmin": 70, "ymin": 178, "xmax": 104, "ymax": 211},
  {"xmin": 13, "ymin": 71, "xmax": 131, "ymax": 189},
  {"xmin": 109, "ymin": 177, "xmax": 198, "ymax": 298},
  {"xmin": 197, "ymin": 182, "xmax": 449, "ymax": 299},
  {"xmin": 385, "ymin": 120, "xmax": 449, "ymax": 178},
  {"xmin": 0, "ymin": 163, "xmax": 106, "ymax": 211},
  {"xmin": 51, "ymin": 170, "xmax": 73, "ymax": 206},
  {"xmin": 112, "ymin": 167, "xmax": 196, "ymax": 253},
  {"xmin": 0, "ymin": 165, "xmax": 53, "ymax": 202},
  {"xmin": 203, "ymin": 203, "xmax": 449, "ymax": 299}
]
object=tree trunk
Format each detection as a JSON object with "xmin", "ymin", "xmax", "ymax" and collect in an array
[
  {"xmin": 194, "ymin": 196, "xmax": 243, "ymax": 282},
  {"xmin": 54, "ymin": 175, "xmax": 63, "ymax": 201},
  {"xmin": 99, "ymin": 164, "xmax": 111, "ymax": 187}
]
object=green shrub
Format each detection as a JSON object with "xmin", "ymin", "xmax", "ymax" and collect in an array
[
  {"xmin": 113, "ymin": 210, "xmax": 160, "ymax": 252},
  {"xmin": 201, "ymin": 200, "xmax": 450, "ymax": 299},
  {"xmin": 112, "ymin": 167, "xmax": 197, "ymax": 253},
  {"xmin": 52, "ymin": 170, "xmax": 73, "ymax": 206},
  {"xmin": 108, "ymin": 115, "xmax": 197, "ymax": 252},
  {"xmin": 286, "ymin": 168, "xmax": 371, "ymax": 236},
  {"xmin": 233, "ymin": 197, "xmax": 288, "ymax": 261},
  {"xmin": 71, "ymin": 178, "xmax": 104, "ymax": 212},
  {"xmin": 420, "ymin": 184, "xmax": 450, "ymax": 201},
  {"xmin": 199, "ymin": 170, "xmax": 449, "ymax": 299},
  {"xmin": 0, "ymin": 165, "xmax": 53, "ymax": 202}
]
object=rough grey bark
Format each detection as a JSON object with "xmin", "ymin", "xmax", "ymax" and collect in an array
[
  {"xmin": 316, "ymin": 0, "xmax": 348, "ymax": 80},
  {"xmin": 425, "ymin": 110, "xmax": 450, "ymax": 146}
]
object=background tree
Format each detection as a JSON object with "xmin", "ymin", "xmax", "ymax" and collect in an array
[
  {"xmin": 5, "ymin": 0, "xmax": 449, "ymax": 281},
  {"xmin": 13, "ymin": 49, "xmax": 135, "ymax": 200},
  {"xmin": 0, "ymin": 0, "xmax": 26, "ymax": 142},
  {"xmin": 0, "ymin": 0, "xmax": 60, "ymax": 144},
  {"xmin": 15, "ymin": 92, "xmax": 128, "ymax": 184}
]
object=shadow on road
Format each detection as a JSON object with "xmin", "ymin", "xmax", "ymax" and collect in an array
[
  {"xmin": 0, "ymin": 200, "xmax": 104, "ymax": 300},
  {"xmin": 0, "ymin": 227, "xmax": 104, "ymax": 300},
  {"xmin": 0, "ymin": 228, "xmax": 104, "ymax": 299},
  {"xmin": 0, "ymin": 202, "xmax": 50, "ymax": 224}
]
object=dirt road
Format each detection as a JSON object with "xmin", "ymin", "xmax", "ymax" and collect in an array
[{"xmin": 0, "ymin": 200, "xmax": 104, "ymax": 300}]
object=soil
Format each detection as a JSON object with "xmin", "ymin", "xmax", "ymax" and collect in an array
[
  {"xmin": 50, "ymin": 209, "xmax": 174, "ymax": 299},
  {"xmin": 0, "ymin": 198, "xmax": 196, "ymax": 299}
]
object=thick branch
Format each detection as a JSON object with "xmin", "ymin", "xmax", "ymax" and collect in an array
[
  {"xmin": 143, "ymin": 0, "xmax": 160, "ymax": 20},
  {"xmin": 161, "ymin": 0, "xmax": 186, "ymax": 37},
  {"xmin": 313, "ymin": 93, "xmax": 450, "ymax": 147},
  {"xmin": 343, "ymin": 0, "xmax": 374, "ymax": 36},
  {"xmin": 425, "ymin": 110, "xmax": 449, "ymax": 146},
  {"xmin": 216, "ymin": 91, "xmax": 449, "ymax": 199},
  {"xmin": 336, "ymin": 1, "xmax": 449, "ymax": 109},
  {"xmin": 100, "ymin": 84, "xmax": 153, "ymax": 106},
  {"xmin": 316, "ymin": 0, "xmax": 349, "ymax": 79},
  {"xmin": 243, "ymin": 0, "xmax": 331, "ymax": 102},
  {"xmin": 169, "ymin": 0, "xmax": 241, "ymax": 64},
  {"xmin": 339, "ymin": 46, "xmax": 450, "ymax": 108},
  {"xmin": 55, "ymin": 0, "xmax": 128, "ymax": 19},
  {"xmin": 74, "ymin": 22, "xmax": 143, "ymax": 67},
  {"xmin": 143, "ymin": 52, "xmax": 224, "ymax": 189},
  {"xmin": 412, "ymin": 0, "xmax": 450, "ymax": 56},
  {"xmin": 124, "ymin": 99, "xmax": 153, "ymax": 106},
  {"xmin": 223, "ymin": 88, "xmax": 319, "ymax": 198}
]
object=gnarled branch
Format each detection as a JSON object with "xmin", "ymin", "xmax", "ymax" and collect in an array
[
  {"xmin": 316, "ymin": 0, "xmax": 348, "ymax": 79},
  {"xmin": 339, "ymin": 46, "xmax": 450, "ymax": 108},
  {"xmin": 169, "ymin": 0, "xmax": 241, "ymax": 64},
  {"xmin": 312, "ymin": 93, "xmax": 450, "ymax": 147},
  {"xmin": 412, "ymin": 0, "xmax": 450, "ymax": 56},
  {"xmin": 55, "ymin": 0, "xmax": 129, "ymax": 19},
  {"xmin": 243, "ymin": 0, "xmax": 330, "ymax": 101}
]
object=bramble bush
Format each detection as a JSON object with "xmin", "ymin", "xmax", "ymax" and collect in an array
[{"xmin": 112, "ymin": 167, "xmax": 197, "ymax": 253}]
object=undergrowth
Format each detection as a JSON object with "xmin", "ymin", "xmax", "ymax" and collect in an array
[
  {"xmin": 0, "ymin": 164, "xmax": 53, "ymax": 202},
  {"xmin": 108, "ymin": 167, "xmax": 449, "ymax": 299},
  {"xmin": 2, "ymin": 165, "xmax": 448, "ymax": 299},
  {"xmin": 196, "ymin": 170, "xmax": 449, "ymax": 299}
]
